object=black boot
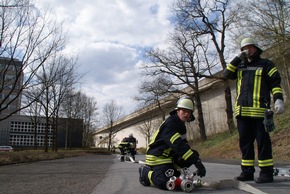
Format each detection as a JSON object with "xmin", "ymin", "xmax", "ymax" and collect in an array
[
  {"xmin": 234, "ymin": 173, "xmax": 254, "ymax": 181},
  {"xmin": 139, "ymin": 166, "xmax": 151, "ymax": 186},
  {"xmin": 256, "ymin": 167, "xmax": 274, "ymax": 183},
  {"xmin": 255, "ymin": 176, "xmax": 273, "ymax": 183}
]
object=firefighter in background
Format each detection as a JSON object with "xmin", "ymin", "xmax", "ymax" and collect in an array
[
  {"xmin": 138, "ymin": 97, "xmax": 206, "ymax": 190},
  {"xmin": 126, "ymin": 133, "xmax": 137, "ymax": 160},
  {"xmin": 118, "ymin": 134, "xmax": 137, "ymax": 162},
  {"xmin": 224, "ymin": 37, "xmax": 284, "ymax": 183}
]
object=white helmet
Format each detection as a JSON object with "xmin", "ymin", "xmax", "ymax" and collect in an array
[
  {"xmin": 240, "ymin": 37, "xmax": 263, "ymax": 52},
  {"xmin": 176, "ymin": 97, "xmax": 194, "ymax": 111}
]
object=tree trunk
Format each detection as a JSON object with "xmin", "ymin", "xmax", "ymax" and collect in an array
[
  {"xmin": 194, "ymin": 76, "xmax": 207, "ymax": 141},
  {"xmin": 33, "ymin": 116, "xmax": 38, "ymax": 150},
  {"xmin": 224, "ymin": 80, "xmax": 235, "ymax": 132},
  {"xmin": 282, "ymin": 56, "xmax": 290, "ymax": 99},
  {"xmin": 195, "ymin": 92, "xmax": 207, "ymax": 141},
  {"xmin": 108, "ymin": 122, "xmax": 113, "ymax": 151}
]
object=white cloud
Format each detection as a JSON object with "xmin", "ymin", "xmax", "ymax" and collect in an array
[{"xmin": 35, "ymin": 0, "xmax": 175, "ymax": 115}]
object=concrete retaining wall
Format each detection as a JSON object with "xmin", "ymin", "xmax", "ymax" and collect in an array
[{"xmin": 94, "ymin": 78, "xmax": 237, "ymax": 149}]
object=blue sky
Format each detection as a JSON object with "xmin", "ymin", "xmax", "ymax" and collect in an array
[{"xmin": 35, "ymin": 0, "xmax": 175, "ymax": 115}]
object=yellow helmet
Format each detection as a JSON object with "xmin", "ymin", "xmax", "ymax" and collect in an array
[
  {"xmin": 176, "ymin": 98, "xmax": 194, "ymax": 111},
  {"xmin": 240, "ymin": 37, "xmax": 263, "ymax": 52}
]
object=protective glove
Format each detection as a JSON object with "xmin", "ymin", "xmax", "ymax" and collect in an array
[
  {"xmin": 195, "ymin": 160, "xmax": 206, "ymax": 177},
  {"xmin": 238, "ymin": 50, "xmax": 248, "ymax": 61},
  {"xmin": 263, "ymin": 110, "xmax": 275, "ymax": 132},
  {"xmin": 274, "ymin": 99, "xmax": 284, "ymax": 114}
]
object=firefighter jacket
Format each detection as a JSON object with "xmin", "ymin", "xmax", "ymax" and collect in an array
[
  {"xmin": 126, "ymin": 136, "xmax": 137, "ymax": 148},
  {"xmin": 224, "ymin": 54, "xmax": 283, "ymax": 118},
  {"xmin": 145, "ymin": 111, "xmax": 200, "ymax": 167},
  {"xmin": 118, "ymin": 137, "xmax": 136, "ymax": 149}
]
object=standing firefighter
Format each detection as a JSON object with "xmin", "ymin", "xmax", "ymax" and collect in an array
[
  {"xmin": 139, "ymin": 96, "xmax": 206, "ymax": 190},
  {"xmin": 118, "ymin": 134, "xmax": 137, "ymax": 162},
  {"xmin": 224, "ymin": 37, "xmax": 284, "ymax": 183}
]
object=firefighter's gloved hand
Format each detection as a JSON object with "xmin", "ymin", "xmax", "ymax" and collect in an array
[
  {"xmin": 238, "ymin": 50, "xmax": 248, "ymax": 61},
  {"xmin": 274, "ymin": 99, "xmax": 284, "ymax": 114},
  {"xmin": 195, "ymin": 160, "xmax": 206, "ymax": 177},
  {"xmin": 263, "ymin": 110, "xmax": 275, "ymax": 132}
]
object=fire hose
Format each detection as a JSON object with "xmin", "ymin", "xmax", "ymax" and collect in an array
[{"xmin": 164, "ymin": 167, "xmax": 268, "ymax": 193}]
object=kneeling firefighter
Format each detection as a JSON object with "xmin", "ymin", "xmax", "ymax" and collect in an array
[
  {"xmin": 139, "ymin": 96, "xmax": 206, "ymax": 190},
  {"xmin": 118, "ymin": 134, "xmax": 137, "ymax": 162}
]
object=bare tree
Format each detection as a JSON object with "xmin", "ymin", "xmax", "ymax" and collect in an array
[
  {"xmin": 137, "ymin": 116, "xmax": 162, "ymax": 148},
  {"xmin": 61, "ymin": 90, "xmax": 99, "ymax": 148},
  {"xmin": 145, "ymin": 27, "xmax": 210, "ymax": 141},
  {"xmin": 134, "ymin": 75, "xmax": 177, "ymax": 120},
  {"xmin": 0, "ymin": 0, "xmax": 67, "ymax": 120},
  {"xmin": 171, "ymin": 0, "xmax": 238, "ymax": 133},
  {"xmin": 102, "ymin": 100, "xmax": 124, "ymax": 151},
  {"xmin": 49, "ymin": 56, "xmax": 80, "ymax": 151},
  {"xmin": 26, "ymin": 55, "xmax": 79, "ymax": 152},
  {"xmin": 58, "ymin": 87, "xmax": 76, "ymax": 150},
  {"xmin": 23, "ymin": 92, "xmax": 43, "ymax": 149},
  {"xmin": 63, "ymin": 91, "xmax": 99, "ymax": 148},
  {"xmin": 60, "ymin": 90, "xmax": 96, "ymax": 150}
]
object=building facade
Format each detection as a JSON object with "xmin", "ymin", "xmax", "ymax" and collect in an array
[
  {"xmin": 0, "ymin": 114, "xmax": 83, "ymax": 148},
  {"xmin": 0, "ymin": 57, "xmax": 84, "ymax": 149},
  {"xmin": 0, "ymin": 57, "xmax": 23, "ymax": 115}
]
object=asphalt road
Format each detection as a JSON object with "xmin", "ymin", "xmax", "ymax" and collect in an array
[
  {"xmin": 0, "ymin": 154, "xmax": 289, "ymax": 194},
  {"xmin": 0, "ymin": 154, "xmax": 113, "ymax": 194}
]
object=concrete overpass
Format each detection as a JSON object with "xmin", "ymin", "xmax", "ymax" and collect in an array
[
  {"xmin": 93, "ymin": 97, "xmax": 176, "ymax": 135},
  {"xmin": 93, "ymin": 75, "xmax": 234, "ymax": 148}
]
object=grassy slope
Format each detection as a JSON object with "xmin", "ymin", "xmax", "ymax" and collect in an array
[{"xmin": 194, "ymin": 102, "xmax": 290, "ymax": 163}]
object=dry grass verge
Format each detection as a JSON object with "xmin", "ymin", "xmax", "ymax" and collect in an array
[{"xmin": 0, "ymin": 148, "xmax": 110, "ymax": 166}]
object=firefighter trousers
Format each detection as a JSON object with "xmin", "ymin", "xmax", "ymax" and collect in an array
[{"xmin": 237, "ymin": 117, "xmax": 274, "ymax": 177}]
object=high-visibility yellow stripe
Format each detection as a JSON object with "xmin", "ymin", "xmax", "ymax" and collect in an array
[
  {"xmin": 253, "ymin": 70, "xmax": 262, "ymax": 107},
  {"xmin": 268, "ymin": 67, "xmax": 277, "ymax": 77},
  {"xmin": 241, "ymin": 159, "xmax": 255, "ymax": 166},
  {"xmin": 146, "ymin": 154, "xmax": 172, "ymax": 166},
  {"xmin": 182, "ymin": 149, "xmax": 193, "ymax": 161},
  {"xmin": 148, "ymin": 171, "xmax": 154, "ymax": 186},
  {"xmin": 227, "ymin": 63, "xmax": 237, "ymax": 72},
  {"xmin": 235, "ymin": 106, "xmax": 266, "ymax": 117},
  {"xmin": 258, "ymin": 159, "xmax": 273, "ymax": 167},
  {"xmin": 170, "ymin": 133, "xmax": 180, "ymax": 144},
  {"xmin": 235, "ymin": 106, "xmax": 240, "ymax": 116},
  {"xmin": 147, "ymin": 122, "xmax": 164, "ymax": 150},
  {"xmin": 240, "ymin": 107, "xmax": 266, "ymax": 117},
  {"xmin": 150, "ymin": 126, "xmax": 161, "ymax": 143},
  {"xmin": 234, "ymin": 71, "xmax": 243, "ymax": 110},
  {"xmin": 119, "ymin": 142, "xmax": 129, "ymax": 145},
  {"xmin": 162, "ymin": 148, "xmax": 172, "ymax": 157},
  {"xmin": 272, "ymin": 87, "xmax": 282, "ymax": 95},
  {"xmin": 236, "ymin": 71, "xmax": 242, "ymax": 101}
]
